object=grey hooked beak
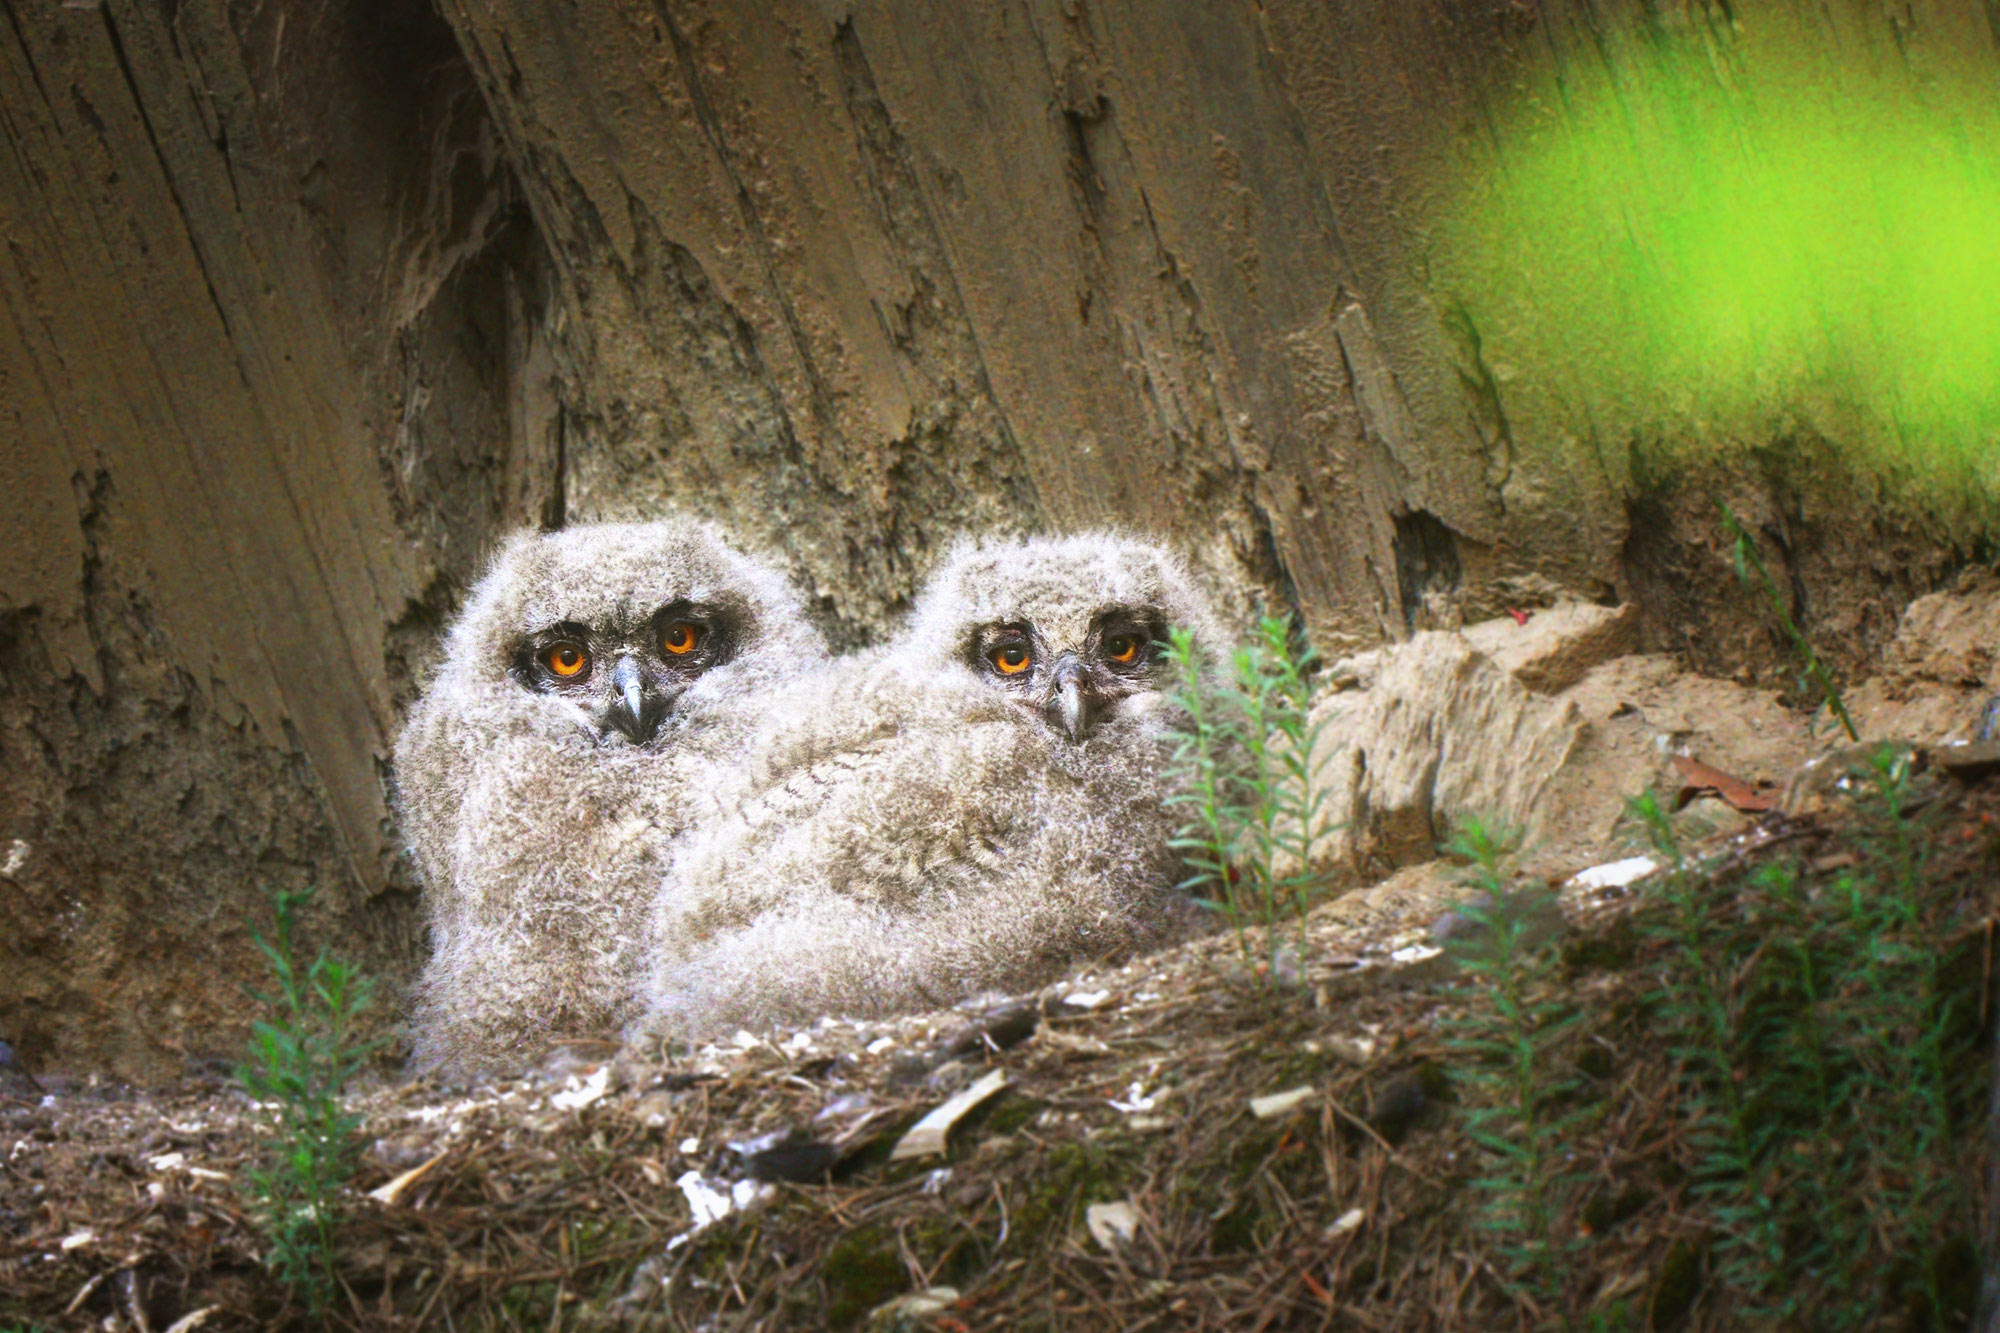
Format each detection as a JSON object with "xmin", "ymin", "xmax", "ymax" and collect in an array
[
  {"xmin": 604, "ymin": 654, "xmax": 662, "ymax": 743},
  {"xmin": 1047, "ymin": 654, "xmax": 1091, "ymax": 743}
]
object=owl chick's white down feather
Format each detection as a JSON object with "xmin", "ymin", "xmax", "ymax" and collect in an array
[
  {"xmin": 396, "ymin": 518, "xmax": 825, "ymax": 1074},
  {"xmin": 637, "ymin": 531, "xmax": 1230, "ymax": 1043}
]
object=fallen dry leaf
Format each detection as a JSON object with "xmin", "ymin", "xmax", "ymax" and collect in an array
[{"xmin": 1671, "ymin": 754, "xmax": 1777, "ymax": 813}]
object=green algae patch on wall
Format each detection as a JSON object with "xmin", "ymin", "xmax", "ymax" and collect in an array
[{"xmin": 1432, "ymin": 14, "xmax": 2000, "ymax": 525}]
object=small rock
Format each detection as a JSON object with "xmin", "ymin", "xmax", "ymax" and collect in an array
[
  {"xmin": 1429, "ymin": 895, "xmax": 1494, "ymax": 944},
  {"xmin": 1936, "ymin": 739, "xmax": 2000, "ymax": 784},
  {"xmin": 924, "ymin": 1060, "xmax": 972, "ymax": 1094},
  {"xmin": 869, "ymin": 1287, "xmax": 961, "ymax": 1325},
  {"xmin": 1461, "ymin": 601, "xmax": 1642, "ymax": 694},
  {"xmin": 1086, "ymin": 1201, "xmax": 1140, "ymax": 1251},
  {"xmin": 1434, "ymin": 888, "xmax": 1567, "ymax": 961},
  {"xmin": 1365, "ymin": 1068, "xmax": 1443, "ymax": 1145},
  {"xmin": 938, "ymin": 1002, "xmax": 1039, "ymax": 1060},
  {"xmin": 740, "ymin": 1131, "xmax": 838, "ymax": 1184}
]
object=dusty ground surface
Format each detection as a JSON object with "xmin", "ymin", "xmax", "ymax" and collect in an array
[{"xmin": 6, "ymin": 751, "xmax": 1995, "ymax": 1332}]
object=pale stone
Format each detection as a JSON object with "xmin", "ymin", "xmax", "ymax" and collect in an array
[{"xmin": 1461, "ymin": 602, "xmax": 1643, "ymax": 694}]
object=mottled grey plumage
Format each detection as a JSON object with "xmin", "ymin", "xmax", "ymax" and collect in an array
[
  {"xmin": 396, "ymin": 519, "xmax": 823, "ymax": 1073},
  {"xmin": 638, "ymin": 532, "xmax": 1227, "ymax": 1041}
]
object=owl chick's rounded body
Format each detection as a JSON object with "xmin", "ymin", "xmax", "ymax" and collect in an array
[
  {"xmin": 639, "ymin": 532, "xmax": 1228, "ymax": 1041},
  {"xmin": 395, "ymin": 519, "xmax": 824, "ymax": 1074}
]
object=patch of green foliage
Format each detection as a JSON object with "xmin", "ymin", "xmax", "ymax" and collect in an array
[
  {"xmin": 1719, "ymin": 500, "xmax": 1858, "ymax": 741},
  {"xmin": 235, "ymin": 884, "xmax": 376, "ymax": 1314},
  {"xmin": 1451, "ymin": 762, "xmax": 1983, "ymax": 1327},
  {"xmin": 1439, "ymin": 817, "xmax": 1592, "ymax": 1311},
  {"xmin": 820, "ymin": 1224, "xmax": 908, "ymax": 1328},
  {"xmin": 1630, "ymin": 756, "xmax": 1979, "ymax": 1328},
  {"xmin": 1163, "ymin": 615, "xmax": 1328, "ymax": 969}
]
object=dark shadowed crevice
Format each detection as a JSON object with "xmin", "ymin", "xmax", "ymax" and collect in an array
[
  {"xmin": 1247, "ymin": 498, "xmax": 1309, "ymax": 634},
  {"xmin": 1439, "ymin": 298, "xmax": 1514, "ymax": 506},
  {"xmin": 1393, "ymin": 509, "xmax": 1463, "ymax": 630},
  {"xmin": 543, "ymin": 402, "xmax": 567, "ymax": 531},
  {"xmin": 1, "ymin": 0, "xmax": 53, "ymax": 108}
]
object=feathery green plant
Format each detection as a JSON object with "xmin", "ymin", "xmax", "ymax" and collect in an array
[
  {"xmin": 1719, "ymin": 500, "xmax": 1859, "ymax": 742},
  {"xmin": 235, "ymin": 885, "xmax": 375, "ymax": 1313},
  {"xmin": 1627, "ymin": 753, "xmax": 1977, "ymax": 1326},
  {"xmin": 1163, "ymin": 616, "xmax": 1328, "ymax": 970},
  {"xmin": 1452, "ymin": 775, "xmax": 1979, "ymax": 1325},
  {"xmin": 1440, "ymin": 816, "xmax": 1590, "ymax": 1317}
]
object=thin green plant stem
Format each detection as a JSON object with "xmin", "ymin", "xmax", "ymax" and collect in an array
[
  {"xmin": 1163, "ymin": 616, "xmax": 1328, "ymax": 974},
  {"xmin": 1718, "ymin": 500, "xmax": 1859, "ymax": 742},
  {"xmin": 236, "ymin": 885, "xmax": 376, "ymax": 1313}
]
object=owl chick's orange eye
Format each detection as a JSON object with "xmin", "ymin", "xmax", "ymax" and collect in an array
[
  {"xmin": 661, "ymin": 621, "xmax": 703, "ymax": 656},
  {"xmin": 1106, "ymin": 635, "xmax": 1140, "ymax": 664},
  {"xmin": 990, "ymin": 644, "xmax": 1032, "ymax": 676},
  {"xmin": 544, "ymin": 642, "xmax": 589, "ymax": 678}
]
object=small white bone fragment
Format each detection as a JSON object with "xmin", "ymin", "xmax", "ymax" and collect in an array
[
  {"xmin": 1249, "ymin": 1086, "xmax": 1317, "ymax": 1120},
  {"xmin": 1323, "ymin": 1035, "xmax": 1376, "ymax": 1065},
  {"xmin": 550, "ymin": 1065, "xmax": 611, "ymax": 1111},
  {"xmin": 869, "ymin": 1287, "xmax": 961, "ymax": 1323},
  {"xmin": 891, "ymin": 1069, "xmax": 1009, "ymax": 1161},
  {"xmin": 368, "ymin": 1149, "xmax": 450, "ymax": 1206},
  {"xmin": 1567, "ymin": 856, "xmax": 1657, "ymax": 891},
  {"xmin": 1326, "ymin": 1208, "xmax": 1365, "ymax": 1237}
]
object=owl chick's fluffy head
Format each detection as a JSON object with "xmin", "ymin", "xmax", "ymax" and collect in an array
[
  {"xmin": 430, "ymin": 518, "xmax": 823, "ymax": 746},
  {"xmin": 899, "ymin": 532, "xmax": 1226, "ymax": 743}
]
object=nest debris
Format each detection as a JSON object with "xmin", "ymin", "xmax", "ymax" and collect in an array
[{"xmin": 5, "ymin": 774, "xmax": 1997, "ymax": 1332}]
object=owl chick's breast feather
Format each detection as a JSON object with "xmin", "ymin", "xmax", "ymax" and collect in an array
[{"xmin": 638, "ymin": 531, "xmax": 1224, "ymax": 1044}]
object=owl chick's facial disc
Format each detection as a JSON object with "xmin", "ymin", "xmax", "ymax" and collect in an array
[
  {"xmin": 509, "ymin": 600, "xmax": 737, "ymax": 744},
  {"xmin": 969, "ymin": 608, "xmax": 1166, "ymax": 741},
  {"xmin": 446, "ymin": 520, "xmax": 820, "ymax": 748},
  {"xmin": 908, "ymin": 533, "xmax": 1226, "ymax": 743}
]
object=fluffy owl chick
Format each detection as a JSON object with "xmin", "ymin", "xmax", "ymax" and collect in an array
[
  {"xmin": 638, "ymin": 532, "xmax": 1227, "ymax": 1041},
  {"xmin": 396, "ymin": 519, "xmax": 823, "ymax": 1073}
]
